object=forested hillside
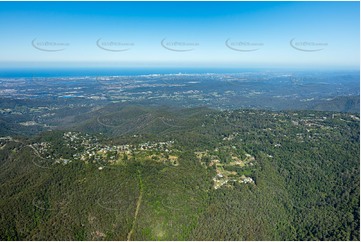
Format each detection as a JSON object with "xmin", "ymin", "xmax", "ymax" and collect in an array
[{"xmin": 0, "ymin": 106, "xmax": 359, "ymax": 240}]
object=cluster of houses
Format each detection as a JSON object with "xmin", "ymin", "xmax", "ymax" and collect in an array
[
  {"xmin": 195, "ymin": 148, "xmax": 255, "ymax": 190},
  {"xmin": 213, "ymin": 173, "xmax": 255, "ymax": 190},
  {"xmin": 32, "ymin": 131, "xmax": 176, "ymax": 167}
]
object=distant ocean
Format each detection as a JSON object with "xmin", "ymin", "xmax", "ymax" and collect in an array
[{"xmin": 0, "ymin": 67, "xmax": 261, "ymax": 78}]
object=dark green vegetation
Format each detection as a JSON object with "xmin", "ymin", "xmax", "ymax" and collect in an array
[{"xmin": 0, "ymin": 105, "xmax": 359, "ymax": 240}]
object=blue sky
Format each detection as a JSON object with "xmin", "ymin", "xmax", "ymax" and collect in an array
[{"xmin": 0, "ymin": 1, "xmax": 359, "ymax": 69}]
